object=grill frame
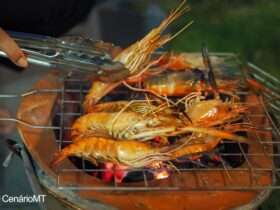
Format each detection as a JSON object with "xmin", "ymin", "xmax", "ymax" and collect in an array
[
  {"xmin": 53, "ymin": 79, "xmax": 276, "ymax": 191},
  {"xmin": 5, "ymin": 52, "xmax": 278, "ymax": 210},
  {"xmin": 4, "ymin": 52, "xmax": 277, "ymax": 192}
]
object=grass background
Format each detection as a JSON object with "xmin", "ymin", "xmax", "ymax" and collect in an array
[
  {"xmin": 159, "ymin": 0, "xmax": 280, "ymax": 79},
  {"xmin": 159, "ymin": 1, "xmax": 280, "ymax": 209}
]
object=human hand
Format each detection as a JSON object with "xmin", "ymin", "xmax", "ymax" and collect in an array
[{"xmin": 0, "ymin": 27, "xmax": 28, "ymax": 68}]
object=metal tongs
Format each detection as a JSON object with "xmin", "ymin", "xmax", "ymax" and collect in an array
[{"xmin": 0, "ymin": 31, "xmax": 129, "ymax": 82}]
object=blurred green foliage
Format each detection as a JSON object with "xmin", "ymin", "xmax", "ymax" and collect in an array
[{"xmin": 161, "ymin": 0, "xmax": 280, "ymax": 78}]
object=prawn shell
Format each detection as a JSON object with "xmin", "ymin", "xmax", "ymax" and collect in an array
[
  {"xmin": 50, "ymin": 137, "xmax": 159, "ymax": 168},
  {"xmin": 144, "ymin": 71, "xmax": 197, "ymax": 96}
]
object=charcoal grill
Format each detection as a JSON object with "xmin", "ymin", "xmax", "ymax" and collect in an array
[{"xmin": 1, "ymin": 53, "xmax": 279, "ymax": 210}]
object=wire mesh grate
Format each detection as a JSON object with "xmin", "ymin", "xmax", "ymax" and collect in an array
[
  {"xmin": 1, "ymin": 53, "xmax": 279, "ymax": 191},
  {"xmin": 52, "ymin": 56, "xmax": 279, "ymax": 191}
]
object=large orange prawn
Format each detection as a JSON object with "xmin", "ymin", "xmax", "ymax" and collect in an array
[
  {"xmin": 83, "ymin": 0, "xmax": 193, "ymax": 112},
  {"xmin": 143, "ymin": 71, "xmax": 238, "ymax": 97},
  {"xmin": 73, "ymin": 96, "xmax": 247, "ymax": 142},
  {"xmin": 155, "ymin": 52, "xmax": 225, "ymax": 71},
  {"xmin": 71, "ymin": 111, "xmax": 182, "ymax": 141},
  {"xmin": 50, "ymin": 133, "xmax": 246, "ymax": 169},
  {"xmin": 85, "ymin": 100, "xmax": 174, "ymax": 115}
]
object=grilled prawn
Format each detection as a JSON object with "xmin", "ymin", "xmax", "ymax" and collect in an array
[
  {"xmin": 51, "ymin": 137, "xmax": 169, "ymax": 168},
  {"xmin": 143, "ymin": 71, "xmax": 238, "ymax": 97},
  {"xmin": 50, "ymin": 133, "xmax": 247, "ymax": 169},
  {"xmin": 156, "ymin": 52, "xmax": 226, "ymax": 71},
  {"xmin": 83, "ymin": 0, "xmax": 192, "ymax": 112},
  {"xmin": 71, "ymin": 111, "xmax": 182, "ymax": 141},
  {"xmin": 73, "ymin": 95, "xmax": 247, "ymax": 142},
  {"xmin": 71, "ymin": 109, "xmax": 247, "ymax": 144},
  {"xmin": 85, "ymin": 100, "xmax": 174, "ymax": 115}
]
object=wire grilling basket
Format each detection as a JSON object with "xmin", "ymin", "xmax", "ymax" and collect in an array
[{"xmin": 1, "ymin": 53, "xmax": 279, "ymax": 192}]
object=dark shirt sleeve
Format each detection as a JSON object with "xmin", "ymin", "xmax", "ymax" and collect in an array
[{"xmin": 0, "ymin": 0, "xmax": 95, "ymax": 36}]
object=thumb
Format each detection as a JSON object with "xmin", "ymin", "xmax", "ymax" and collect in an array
[{"xmin": 0, "ymin": 28, "xmax": 28, "ymax": 68}]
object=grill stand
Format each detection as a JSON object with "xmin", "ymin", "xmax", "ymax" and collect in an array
[{"xmin": 13, "ymin": 52, "xmax": 278, "ymax": 210}]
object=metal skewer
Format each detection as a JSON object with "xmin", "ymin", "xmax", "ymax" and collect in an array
[{"xmin": 201, "ymin": 44, "xmax": 218, "ymax": 93}]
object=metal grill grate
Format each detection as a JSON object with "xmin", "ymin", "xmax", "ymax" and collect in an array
[
  {"xmin": 1, "ymin": 53, "xmax": 279, "ymax": 191},
  {"xmin": 53, "ymin": 54, "xmax": 280, "ymax": 191}
]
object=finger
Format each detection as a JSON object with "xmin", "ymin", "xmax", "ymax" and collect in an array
[{"xmin": 0, "ymin": 28, "xmax": 28, "ymax": 68}]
